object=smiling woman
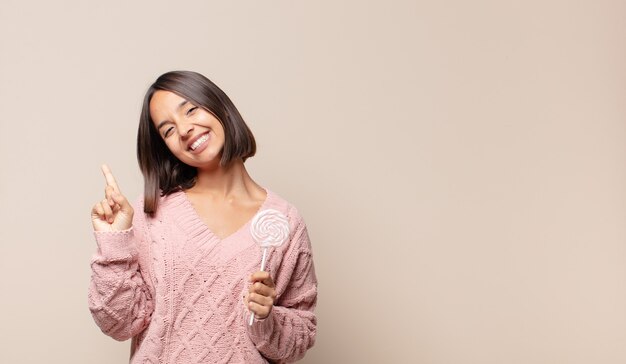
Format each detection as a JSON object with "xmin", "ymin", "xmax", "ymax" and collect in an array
[
  {"xmin": 137, "ymin": 71, "xmax": 257, "ymax": 216},
  {"xmin": 88, "ymin": 70, "xmax": 318, "ymax": 363}
]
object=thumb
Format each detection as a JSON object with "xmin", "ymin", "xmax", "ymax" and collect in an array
[{"xmin": 110, "ymin": 191, "xmax": 132, "ymax": 214}]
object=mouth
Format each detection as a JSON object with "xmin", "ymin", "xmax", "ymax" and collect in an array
[{"xmin": 188, "ymin": 132, "xmax": 211, "ymax": 151}]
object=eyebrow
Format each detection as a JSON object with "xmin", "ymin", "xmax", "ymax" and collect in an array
[{"xmin": 156, "ymin": 99, "xmax": 189, "ymax": 130}]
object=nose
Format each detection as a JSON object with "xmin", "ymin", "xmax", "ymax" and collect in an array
[{"xmin": 179, "ymin": 123, "xmax": 194, "ymax": 139}]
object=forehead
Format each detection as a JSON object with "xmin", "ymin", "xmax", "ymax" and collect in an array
[{"xmin": 149, "ymin": 90, "xmax": 187, "ymax": 122}]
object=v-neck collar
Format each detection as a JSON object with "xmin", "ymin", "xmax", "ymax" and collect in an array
[{"xmin": 174, "ymin": 187, "xmax": 272, "ymax": 243}]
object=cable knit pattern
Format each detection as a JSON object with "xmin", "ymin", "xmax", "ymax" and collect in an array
[{"xmin": 88, "ymin": 189, "xmax": 317, "ymax": 363}]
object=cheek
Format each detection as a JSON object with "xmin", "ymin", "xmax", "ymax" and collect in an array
[
  {"xmin": 213, "ymin": 124, "xmax": 226, "ymax": 141},
  {"xmin": 163, "ymin": 139, "xmax": 183, "ymax": 154}
]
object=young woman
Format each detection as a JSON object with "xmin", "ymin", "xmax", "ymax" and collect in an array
[{"xmin": 88, "ymin": 70, "xmax": 317, "ymax": 363}]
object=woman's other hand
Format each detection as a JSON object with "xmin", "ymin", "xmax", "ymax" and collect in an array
[
  {"xmin": 245, "ymin": 271, "xmax": 277, "ymax": 320},
  {"xmin": 91, "ymin": 164, "xmax": 134, "ymax": 232}
]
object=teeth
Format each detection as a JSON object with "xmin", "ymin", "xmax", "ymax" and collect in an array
[{"xmin": 190, "ymin": 133, "xmax": 209, "ymax": 150}]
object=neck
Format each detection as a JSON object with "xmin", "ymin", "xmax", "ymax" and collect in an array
[{"xmin": 189, "ymin": 158, "xmax": 258, "ymax": 198}]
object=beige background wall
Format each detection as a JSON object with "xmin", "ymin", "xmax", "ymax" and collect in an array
[{"xmin": 1, "ymin": 1, "xmax": 625, "ymax": 363}]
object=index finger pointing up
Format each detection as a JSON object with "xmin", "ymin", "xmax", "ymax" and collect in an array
[{"xmin": 101, "ymin": 164, "xmax": 121, "ymax": 193}]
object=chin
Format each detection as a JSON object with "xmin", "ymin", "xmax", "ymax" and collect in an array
[{"xmin": 188, "ymin": 155, "xmax": 224, "ymax": 168}]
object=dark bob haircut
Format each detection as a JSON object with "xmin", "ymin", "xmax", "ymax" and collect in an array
[{"xmin": 137, "ymin": 70, "xmax": 256, "ymax": 216}]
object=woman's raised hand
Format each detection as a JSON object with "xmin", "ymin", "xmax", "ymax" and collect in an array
[{"xmin": 91, "ymin": 164, "xmax": 134, "ymax": 232}]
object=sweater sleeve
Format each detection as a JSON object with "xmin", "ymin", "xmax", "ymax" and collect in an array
[
  {"xmin": 246, "ymin": 218, "xmax": 318, "ymax": 363},
  {"xmin": 87, "ymin": 197, "xmax": 154, "ymax": 341}
]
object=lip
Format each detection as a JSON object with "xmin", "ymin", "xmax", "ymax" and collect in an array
[{"xmin": 187, "ymin": 132, "xmax": 211, "ymax": 151}]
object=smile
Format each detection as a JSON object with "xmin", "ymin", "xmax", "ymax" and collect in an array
[{"xmin": 189, "ymin": 133, "xmax": 210, "ymax": 151}]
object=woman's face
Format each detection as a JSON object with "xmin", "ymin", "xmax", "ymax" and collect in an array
[{"xmin": 150, "ymin": 90, "xmax": 225, "ymax": 168}]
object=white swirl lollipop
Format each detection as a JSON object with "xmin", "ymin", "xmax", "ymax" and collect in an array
[{"xmin": 248, "ymin": 208, "xmax": 290, "ymax": 325}]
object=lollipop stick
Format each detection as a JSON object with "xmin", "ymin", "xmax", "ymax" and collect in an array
[
  {"xmin": 260, "ymin": 247, "xmax": 268, "ymax": 271},
  {"xmin": 249, "ymin": 247, "xmax": 269, "ymax": 325}
]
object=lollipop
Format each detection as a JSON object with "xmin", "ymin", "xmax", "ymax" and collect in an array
[{"xmin": 248, "ymin": 208, "xmax": 290, "ymax": 325}]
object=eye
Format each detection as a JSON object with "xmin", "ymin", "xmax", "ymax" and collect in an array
[
  {"xmin": 164, "ymin": 127, "xmax": 174, "ymax": 137},
  {"xmin": 187, "ymin": 106, "xmax": 198, "ymax": 116}
]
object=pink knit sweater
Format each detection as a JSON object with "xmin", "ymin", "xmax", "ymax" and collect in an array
[{"xmin": 88, "ymin": 188, "xmax": 317, "ymax": 363}]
